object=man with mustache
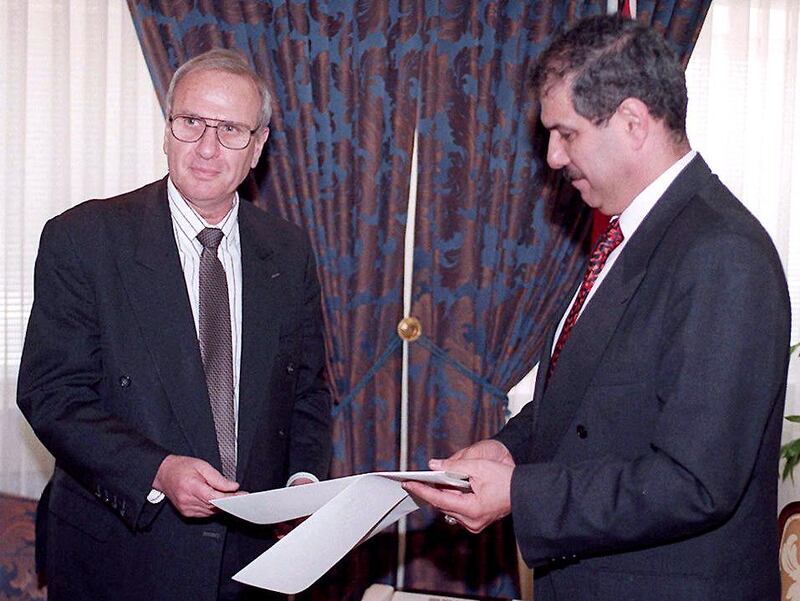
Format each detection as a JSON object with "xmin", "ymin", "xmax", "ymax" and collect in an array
[
  {"xmin": 18, "ymin": 49, "xmax": 331, "ymax": 600},
  {"xmin": 405, "ymin": 15, "xmax": 790, "ymax": 600}
]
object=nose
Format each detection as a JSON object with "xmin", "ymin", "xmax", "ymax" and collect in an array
[
  {"xmin": 547, "ymin": 133, "xmax": 568, "ymax": 170},
  {"xmin": 195, "ymin": 126, "xmax": 221, "ymax": 159}
]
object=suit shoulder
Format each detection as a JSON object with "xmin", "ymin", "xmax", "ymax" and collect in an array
[
  {"xmin": 39, "ymin": 178, "xmax": 167, "ymax": 258},
  {"xmin": 50, "ymin": 178, "xmax": 167, "ymax": 230},
  {"xmin": 659, "ymin": 173, "xmax": 788, "ymax": 300},
  {"xmin": 679, "ymin": 174, "xmax": 776, "ymax": 254},
  {"xmin": 239, "ymin": 200, "xmax": 311, "ymax": 249}
]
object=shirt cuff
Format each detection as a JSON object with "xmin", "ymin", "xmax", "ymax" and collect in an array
[
  {"xmin": 286, "ymin": 472, "xmax": 319, "ymax": 486},
  {"xmin": 147, "ymin": 489, "xmax": 165, "ymax": 504}
]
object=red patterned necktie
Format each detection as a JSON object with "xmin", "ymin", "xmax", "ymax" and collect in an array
[{"xmin": 546, "ymin": 218, "xmax": 624, "ymax": 383}]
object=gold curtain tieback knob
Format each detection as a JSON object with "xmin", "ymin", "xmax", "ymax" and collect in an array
[{"xmin": 397, "ymin": 316, "xmax": 422, "ymax": 342}]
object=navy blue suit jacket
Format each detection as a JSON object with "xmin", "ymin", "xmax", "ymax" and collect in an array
[
  {"xmin": 496, "ymin": 156, "xmax": 790, "ymax": 600},
  {"xmin": 17, "ymin": 177, "xmax": 331, "ymax": 600}
]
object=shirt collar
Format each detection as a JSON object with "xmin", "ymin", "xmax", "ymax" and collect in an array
[
  {"xmin": 617, "ymin": 150, "xmax": 697, "ymax": 240},
  {"xmin": 167, "ymin": 177, "xmax": 239, "ymax": 248}
]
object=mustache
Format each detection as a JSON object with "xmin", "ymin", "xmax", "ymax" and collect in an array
[{"xmin": 563, "ymin": 167, "xmax": 584, "ymax": 182}]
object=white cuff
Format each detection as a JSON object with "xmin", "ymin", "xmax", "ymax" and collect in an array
[
  {"xmin": 147, "ymin": 488, "xmax": 165, "ymax": 504},
  {"xmin": 286, "ymin": 472, "xmax": 319, "ymax": 486}
]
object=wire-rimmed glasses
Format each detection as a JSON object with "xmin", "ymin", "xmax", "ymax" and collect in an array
[{"xmin": 168, "ymin": 114, "xmax": 259, "ymax": 150}]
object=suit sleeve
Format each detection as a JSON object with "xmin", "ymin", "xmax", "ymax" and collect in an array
[
  {"xmin": 17, "ymin": 218, "xmax": 168, "ymax": 530},
  {"xmin": 287, "ymin": 243, "xmax": 332, "ymax": 479},
  {"xmin": 509, "ymin": 228, "xmax": 790, "ymax": 566}
]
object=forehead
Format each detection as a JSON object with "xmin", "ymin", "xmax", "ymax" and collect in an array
[
  {"xmin": 539, "ymin": 80, "xmax": 581, "ymax": 129},
  {"xmin": 172, "ymin": 68, "xmax": 260, "ymax": 122}
]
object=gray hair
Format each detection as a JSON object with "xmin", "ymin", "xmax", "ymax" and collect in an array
[
  {"xmin": 166, "ymin": 48, "xmax": 273, "ymax": 127},
  {"xmin": 532, "ymin": 15, "xmax": 687, "ymax": 143}
]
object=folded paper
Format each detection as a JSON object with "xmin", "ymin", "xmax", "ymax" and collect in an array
[{"xmin": 211, "ymin": 471, "xmax": 470, "ymax": 594}]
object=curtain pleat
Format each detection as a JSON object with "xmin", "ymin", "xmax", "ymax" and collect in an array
[{"xmin": 637, "ymin": 0, "xmax": 713, "ymax": 66}]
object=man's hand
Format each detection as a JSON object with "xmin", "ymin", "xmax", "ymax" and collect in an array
[
  {"xmin": 402, "ymin": 440, "xmax": 515, "ymax": 533},
  {"xmin": 153, "ymin": 454, "xmax": 240, "ymax": 518},
  {"xmin": 445, "ymin": 438, "xmax": 515, "ymax": 465}
]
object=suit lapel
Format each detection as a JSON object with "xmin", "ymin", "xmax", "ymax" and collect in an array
[
  {"xmin": 530, "ymin": 156, "xmax": 713, "ymax": 460},
  {"xmin": 236, "ymin": 202, "xmax": 282, "ymax": 480},
  {"xmin": 117, "ymin": 178, "xmax": 221, "ymax": 466},
  {"xmin": 531, "ymin": 261, "xmax": 645, "ymax": 459}
]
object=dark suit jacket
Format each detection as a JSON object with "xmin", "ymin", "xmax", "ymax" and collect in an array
[
  {"xmin": 17, "ymin": 177, "xmax": 332, "ymax": 600},
  {"xmin": 495, "ymin": 156, "xmax": 790, "ymax": 601}
]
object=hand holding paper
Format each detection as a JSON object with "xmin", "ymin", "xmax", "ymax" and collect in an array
[
  {"xmin": 446, "ymin": 438, "xmax": 515, "ymax": 465},
  {"xmin": 211, "ymin": 470, "xmax": 469, "ymax": 594},
  {"xmin": 403, "ymin": 458, "xmax": 513, "ymax": 534}
]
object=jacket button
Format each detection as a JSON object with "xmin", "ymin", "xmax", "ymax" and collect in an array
[
  {"xmin": 286, "ymin": 364, "xmax": 295, "ymax": 374},
  {"xmin": 277, "ymin": 428, "xmax": 286, "ymax": 438},
  {"xmin": 576, "ymin": 425, "xmax": 588, "ymax": 439},
  {"xmin": 119, "ymin": 375, "xmax": 131, "ymax": 388}
]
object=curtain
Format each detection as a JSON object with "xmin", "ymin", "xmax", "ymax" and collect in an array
[
  {"xmin": 682, "ymin": 0, "xmax": 800, "ymax": 510},
  {"xmin": 258, "ymin": 4, "xmax": 423, "ymax": 596},
  {"xmin": 637, "ymin": 0, "xmax": 712, "ymax": 65},
  {"xmin": 402, "ymin": 3, "xmax": 604, "ymax": 595},
  {"xmin": 0, "ymin": 0, "xmax": 166, "ymax": 499}
]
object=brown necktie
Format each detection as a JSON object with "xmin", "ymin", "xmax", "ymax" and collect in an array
[
  {"xmin": 547, "ymin": 218, "xmax": 624, "ymax": 383},
  {"xmin": 197, "ymin": 227, "xmax": 236, "ymax": 480}
]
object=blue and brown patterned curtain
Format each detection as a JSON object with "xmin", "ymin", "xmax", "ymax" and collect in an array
[
  {"xmin": 401, "ymin": 2, "xmax": 603, "ymax": 595},
  {"xmin": 126, "ymin": 1, "xmax": 711, "ymax": 598}
]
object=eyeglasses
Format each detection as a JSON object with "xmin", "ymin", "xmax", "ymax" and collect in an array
[{"xmin": 168, "ymin": 114, "xmax": 259, "ymax": 150}]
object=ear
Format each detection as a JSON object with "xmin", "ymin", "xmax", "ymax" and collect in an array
[
  {"xmin": 616, "ymin": 98, "xmax": 650, "ymax": 149},
  {"xmin": 163, "ymin": 122, "xmax": 170, "ymax": 156},
  {"xmin": 250, "ymin": 127, "xmax": 270, "ymax": 169}
]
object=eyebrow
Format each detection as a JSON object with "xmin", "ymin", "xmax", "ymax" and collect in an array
[
  {"xmin": 542, "ymin": 119, "xmax": 567, "ymax": 132},
  {"xmin": 175, "ymin": 113, "xmax": 255, "ymax": 129}
]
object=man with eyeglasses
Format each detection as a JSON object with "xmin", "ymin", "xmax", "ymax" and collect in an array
[{"xmin": 18, "ymin": 48, "xmax": 332, "ymax": 601}]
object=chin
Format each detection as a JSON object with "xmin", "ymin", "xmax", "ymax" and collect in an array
[
  {"xmin": 184, "ymin": 181, "xmax": 225, "ymax": 199},
  {"xmin": 579, "ymin": 192, "xmax": 615, "ymax": 215},
  {"xmin": 578, "ymin": 192, "xmax": 599, "ymax": 209},
  {"xmin": 588, "ymin": 201, "xmax": 616, "ymax": 216}
]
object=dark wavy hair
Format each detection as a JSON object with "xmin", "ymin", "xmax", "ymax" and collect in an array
[{"xmin": 532, "ymin": 15, "xmax": 687, "ymax": 142}]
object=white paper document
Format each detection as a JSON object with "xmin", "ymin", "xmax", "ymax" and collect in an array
[{"xmin": 211, "ymin": 470, "xmax": 470, "ymax": 594}]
